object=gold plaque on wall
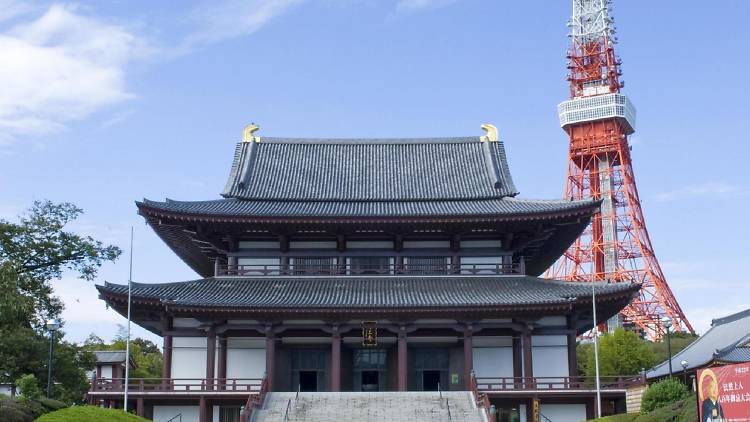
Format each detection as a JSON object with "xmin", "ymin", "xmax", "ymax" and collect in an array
[{"xmin": 362, "ymin": 321, "xmax": 377, "ymax": 347}]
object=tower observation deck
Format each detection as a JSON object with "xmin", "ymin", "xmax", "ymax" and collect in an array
[{"xmin": 547, "ymin": 0, "xmax": 692, "ymax": 339}]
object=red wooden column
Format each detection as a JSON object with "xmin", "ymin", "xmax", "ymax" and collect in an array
[
  {"xmin": 162, "ymin": 315, "xmax": 173, "ymax": 387},
  {"xmin": 199, "ymin": 396, "xmax": 207, "ymax": 422},
  {"xmin": 397, "ymin": 329, "xmax": 408, "ymax": 391},
  {"xmin": 330, "ymin": 329, "xmax": 342, "ymax": 392},
  {"xmin": 218, "ymin": 335, "xmax": 228, "ymax": 390},
  {"xmin": 266, "ymin": 330, "xmax": 276, "ymax": 391},
  {"xmin": 136, "ymin": 398, "xmax": 144, "ymax": 417},
  {"xmin": 463, "ymin": 325, "xmax": 473, "ymax": 389},
  {"xmin": 206, "ymin": 328, "xmax": 216, "ymax": 391},
  {"xmin": 522, "ymin": 330, "xmax": 533, "ymax": 389}
]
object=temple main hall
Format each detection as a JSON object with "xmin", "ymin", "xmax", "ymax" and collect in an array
[{"xmin": 91, "ymin": 126, "xmax": 638, "ymax": 422}]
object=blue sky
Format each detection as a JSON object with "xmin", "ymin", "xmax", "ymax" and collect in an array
[{"xmin": 1, "ymin": 0, "xmax": 749, "ymax": 344}]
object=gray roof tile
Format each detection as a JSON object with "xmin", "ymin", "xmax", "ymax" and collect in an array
[
  {"xmin": 221, "ymin": 138, "xmax": 518, "ymax": 201},
  {"xmin": 139, "ymin": 197, "xmax": 595, "ymax": 218},
  {"xmin": 99, "ymin": 276, "xmax": 634, "ymax": 309},
  {"xmin": 648, "ymin": 308, "xmax": 750, "ymax": 378}
]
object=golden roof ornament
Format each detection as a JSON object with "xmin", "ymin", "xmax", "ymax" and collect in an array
[
  {"xmin": 480, "ymin": 124, "xmax": 498, "ymax": 143},
  {"xmin": 242, "ymin": 123, "xmax": 260, "ymax": 143}
]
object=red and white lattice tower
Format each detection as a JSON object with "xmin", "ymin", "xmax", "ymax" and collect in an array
[{"xmin": 547, "ymin": 0, "xmax": 693, "ymax": 339}]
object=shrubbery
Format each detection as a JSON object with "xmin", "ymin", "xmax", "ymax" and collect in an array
[
  {"xmin": 0, "ymin": 395, "xmax": 67, "ymax": 422},
  {"xmin": 640, "ymin": 378, "xmax": 689, "ymax": 413}
]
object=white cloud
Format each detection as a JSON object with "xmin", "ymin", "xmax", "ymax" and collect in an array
[
  {"xmin": 182, "ymin": 0, "xmax": 304, "ymax": 50},
  {"xmin": 395, "ymin": 0, "xmax": 458, "ymax": 12},
  {"xmin": 654, "ymin": 182, "xmax": 745, "ymax": 202},
  {"xmin": 0, "ymin": 4, "xmax": 146, "ymax": 142}
]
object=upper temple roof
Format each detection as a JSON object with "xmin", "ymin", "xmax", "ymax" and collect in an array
[{"xmin": 221, "ymin": 137, "xmax": 519, "ymax": 202}]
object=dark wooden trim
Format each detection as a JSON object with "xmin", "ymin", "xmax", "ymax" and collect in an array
[
  {"xmin": 218, "ymin": 336, "xmax": 228, "ymax": 382},
  {"xmin": 330, "ymin": 330, "xmax": 341, "ymax": 392},
  {"xmin": 206, "ymin": 329, "xmax": 216, "ymax": 390},
  {"xmin": 513, "ymin": 336, "xmax": 522, "ymax": 379},
  {"xmin": 397, "ymin": 329, "xmax": 407, "ymax": 391},
  {"xmin": 265, "ymin": 330, "xmax": 276, "ymax": 392},
  {"xmin": 463, "ymin": 325, "xmax": 473, "ymax": 389},
  {"xmin": 522, "ymin": 331, "xmax": 533, "ymax": 383}
]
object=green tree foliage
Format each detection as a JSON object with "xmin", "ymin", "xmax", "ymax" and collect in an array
[
  {"xmin": 649, "ymin": 332, "xmax": 699, "ymax": 365},
  {"xmin": 580, "ymin": 328, "xmax": 657, "ymax": 377},
  {"xmin": 0, "ymin": 201, "xmax": 121, "ymax": 404},
  {"xmin": 15, "ymin": 374, "xmax": 43, "ymax": 400},
  {"xmin": 83, "ymin": 327, "xmax": 163, "ymax": 379},
  {"xmin": 640, "ymin": 378, "xmax": 689, "ymax": 413}
]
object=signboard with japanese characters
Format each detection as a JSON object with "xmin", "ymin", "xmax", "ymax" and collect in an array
[
  {"xmin": 362, "ymin": 321, "xmax": 377, "ymax": 347},
  {"xmin": 697, "ymin": 362, "xmax": 750, "ymax": 421}
]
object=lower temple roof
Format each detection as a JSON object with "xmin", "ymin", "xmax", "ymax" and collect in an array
[{"xmin": 99, "ymin": 276, "xmax": 636, "ymax": 313}]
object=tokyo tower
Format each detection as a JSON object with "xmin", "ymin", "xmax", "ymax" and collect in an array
[{"xmin": 547, "ymin": 0, "xmax": 693, "ymax": 339}]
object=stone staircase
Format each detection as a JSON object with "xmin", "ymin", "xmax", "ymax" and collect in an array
[{"xmin": 252, "ymin": 391, "xmax": 487, "ymax": 422}]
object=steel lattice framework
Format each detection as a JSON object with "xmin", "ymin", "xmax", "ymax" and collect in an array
[{"xmin": 547, "ymin": 0, "xmax": 693, "ymax": 339}]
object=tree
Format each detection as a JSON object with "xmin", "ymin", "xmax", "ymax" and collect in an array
[
  {"xmin": 649, "ymin": 332, "xmax": 699, "ymax": 365},
  {"xmin": 0, "ymin": 201, "xmax": 121, "ymax": 404},
  {"xmin": 83, "ymin": 327, "xmax": 163, "ymax": 379},
  {"xmin": 581, "ymin": 328, "xmax": 657, "ymax": 377}
]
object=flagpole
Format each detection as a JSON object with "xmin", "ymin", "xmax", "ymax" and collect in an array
[
  {"xmin": 592, "ymin": 281, "xmax": 602, "ymax": 418},
  {"xmin": 124, "ymin": 227, "xmax": 133, "ymax": 412}
]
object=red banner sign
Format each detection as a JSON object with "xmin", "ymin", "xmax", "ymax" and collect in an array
[{"xmin": 698, "ymin": 362, "xmax": 750, "ymax": 421}]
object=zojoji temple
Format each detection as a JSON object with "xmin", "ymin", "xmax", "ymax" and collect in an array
[{"xmin": 90, "ymin": 125, "xmax": 641, "ymax": 422}]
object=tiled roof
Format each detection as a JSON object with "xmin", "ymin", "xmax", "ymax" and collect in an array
[
  {"xmin": 93, "ymin": 351, "xmax": 127, "ymax": 364},
  {"xmin": 221, "ymin": 138, "xmax": 518, "ymax": 201},
  {"xmin": 715, "ymin": 334, "xmax": 750, "ymax": 363},
  {"xmin": 648, "ymin": 308, "xmax": 750, "ymax": 378},
  {"xmin": 99, "ymin": 276, "xmax": 635, "ymax": 310},
  {"xmin": 138, "ymin": 197, "xmax": 597, "ymax": 219}
]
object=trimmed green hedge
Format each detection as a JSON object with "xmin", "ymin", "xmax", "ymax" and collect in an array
[
  {"xmin": 0, "ymin": 396, "xmax": 67, "ymax": 422},
  {"xmin": 36, "ymin": 406, "xmax": 150, "ymax": 422}
]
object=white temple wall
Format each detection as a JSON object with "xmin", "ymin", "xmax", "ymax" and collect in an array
[
  {"xmin": 539, "ymin": 403, "xmax": 587, "ymax": 422},
  {"xmin": 153, "ymin": 405, "xmax": 199, "ymax": 422},
  {"xmin": 531, "ymin": 335, "xmax": 569, "ymax": 378},
  {"xmin": 172, "ymin": 337, "xmax": 207, "ymax": 384},
  {"xmin": 225, "ymin": 338, "xmax": 266, "ymax": 380}
]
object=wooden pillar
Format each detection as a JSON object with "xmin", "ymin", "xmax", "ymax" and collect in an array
[
  {"xmin": 522, "ymin": 330, "xmax": 533, "ymax": 388},
  {"xmin": 199, "ymin": 396, "xmax": 207, "ymax": 422},
  {"xmin": 218, "ymin": 336, "xmax": 228, "ymax": 389},
  {"xmin": 330, "ymin": 329, "xmax": 341, "ymax": 392},
  {"xmin": 397, "ymin": 329, "xmax": 407, "ymax": 391},
  {"xmin": 266, "ymin": 330, "xmax": 276, "ymax": 391},
  {"xmin": 162, "ymin": 315, "xmax": 172, "ymax": 387},
  {"xmin": 136, "ymin": 398, "xmax": 144, "ymax": 417},
  {"xmin": 206, "ymin": 329, "xmax": 216, "ymax": 390},
  {"xmin": 567, "ymin": 330, "xmax": 577, "ymax": 376},
  {"xmin": 463, "ymin": 325, "xmax": 473, "ymax": 389}
]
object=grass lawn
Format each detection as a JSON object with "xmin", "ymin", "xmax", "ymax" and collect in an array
[{"xmin": 36, "ymin": 406, "xmax": 150, "ymax": 422}]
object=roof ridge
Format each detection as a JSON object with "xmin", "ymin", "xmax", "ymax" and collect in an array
[
  {"xmin": 712, "ymin": 307, "xmax": 750, "ymax": 326},
  {"xmin": 251, "ymin": 137, "xmax": 483, "ymax": 145}
]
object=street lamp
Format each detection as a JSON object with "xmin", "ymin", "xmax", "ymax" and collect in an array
[
  {"xmin": 662, "ymin": 317, "xmax": 673, "ymax": 377},
  {"xmin": 45, "ymin": 319, "xmax": 61, "ymax": 399},
  {"xmin": 680, "ymin": 360, "xmax": 689, "ymax": 384}
]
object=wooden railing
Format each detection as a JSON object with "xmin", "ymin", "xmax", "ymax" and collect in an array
[
  {"xmin": 469, "ymin": 371, "xmax": 492, "ymax": 421},
  {"xmin": 474, "ymin": 375, "xmax": 642, "ymax": 392},
  {"xmin": 240, "ymin": 376, "xmax": 268, "ymax": 422},
  {"xmin": 218, "ymin": 262, "xmax": 524, "ymax": 277},
  {"xmin": 90, "ymin": 378, "xmax": 264, "ymax": 394}
]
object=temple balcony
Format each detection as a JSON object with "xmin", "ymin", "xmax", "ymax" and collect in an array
[
  {"xmin": 87, "ymin": 375, "xmax": 641, "ymax": 397},
  {"xmin": 215, "ymin": 260, "xmax": 526, "ymax": 277}
]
